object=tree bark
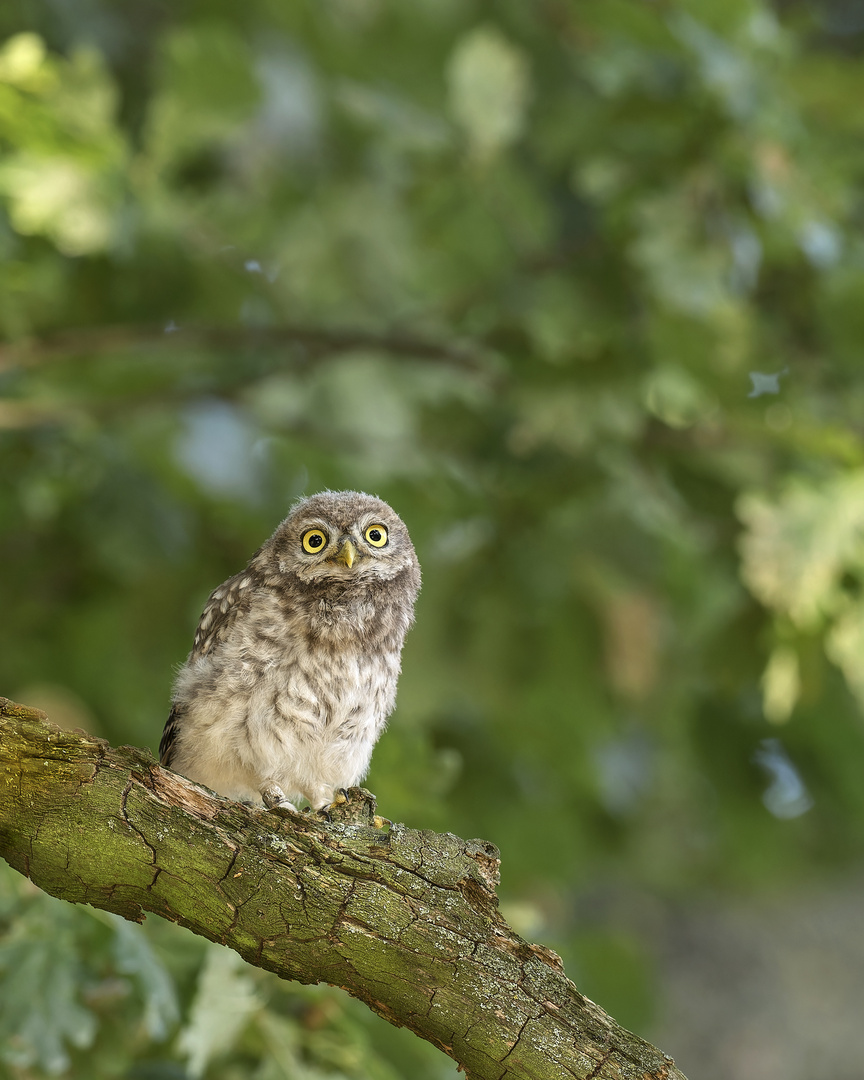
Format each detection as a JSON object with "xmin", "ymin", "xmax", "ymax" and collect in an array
[{"xmin": 0, "ymin": 698, "xmax": 687, "ymax": 1080}]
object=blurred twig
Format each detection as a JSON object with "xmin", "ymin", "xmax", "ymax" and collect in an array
[{"xmin": 0, "ymin": 322, "xmax": 491, "ymax": 373}]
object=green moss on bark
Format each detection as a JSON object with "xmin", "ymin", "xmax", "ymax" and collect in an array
[{"xmin": 0, "ymin": 698, "xmax": 687, "ymax": 1080}]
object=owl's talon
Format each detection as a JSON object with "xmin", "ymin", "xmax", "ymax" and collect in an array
[
  {"xmin": 334, "ymin": 789, "xmax": 349, "ymax": 805},
  {"xmin": 316, "ymin": 807, "xmax": 332, "ymax": 822},
  {"xmin": 373, "ymin": 815, "xmax": 392, "ymax": 829}
]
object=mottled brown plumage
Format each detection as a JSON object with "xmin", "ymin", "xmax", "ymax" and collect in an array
[{"xmin": 160, "ymin": 491, "xmax": 420, "ymax": 811}]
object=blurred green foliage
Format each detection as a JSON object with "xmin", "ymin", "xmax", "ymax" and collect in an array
[{"xmin": 2, "ymin": 0, "xmax": 864, "ymax": 1076}]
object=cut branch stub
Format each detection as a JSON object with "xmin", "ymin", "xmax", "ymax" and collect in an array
[{"xmin": 0, "ymin": 698, "xmax": 687, "ymax": 1080}]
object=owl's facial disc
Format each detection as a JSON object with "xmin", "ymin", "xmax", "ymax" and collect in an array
[{"xmin": 288, "ymin": 512, "xmax": 405, "ymax": 583}]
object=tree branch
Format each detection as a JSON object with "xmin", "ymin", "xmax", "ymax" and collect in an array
[
  {"xmin": 0, "ymin": 698, "xmax": 686, "ymax": 1080},
  {"xmin": 0, "ymin": 322, "xmax": 488, "ymax": 374}
]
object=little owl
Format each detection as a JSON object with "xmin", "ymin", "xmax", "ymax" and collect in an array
[{"xmin": 159, "ymin": 490, "xmax": 420, "ymax": 812}]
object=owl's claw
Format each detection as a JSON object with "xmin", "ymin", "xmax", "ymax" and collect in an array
[
  {"xmin": 310, "ymin": 789, "xmax": 347, "ymax": 818},
  {"xmin": 312, "ymin": 786, "xmax": 390, "ymax": 827}
]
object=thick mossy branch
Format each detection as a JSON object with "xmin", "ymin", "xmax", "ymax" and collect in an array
[{"xmin": 0, "ymin": 698, "xmax": 687, "ymax": 1080}]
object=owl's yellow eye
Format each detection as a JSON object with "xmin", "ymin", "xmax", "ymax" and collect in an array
[
  {"xmin": 302, "ymin": 529, "xmax": 328, "ymax": 554},
  {"xmin": 364, "ymin": 524, "xmax": 388, "ymax": 548}
]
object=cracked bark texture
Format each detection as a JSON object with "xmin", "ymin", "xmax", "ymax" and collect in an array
[{"xmin": 0, "ymin": 699, "xmax": 687, "ymax": 1080}]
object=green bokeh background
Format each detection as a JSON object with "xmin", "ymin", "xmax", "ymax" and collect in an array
[{"xmin": 2, "ymin": 1, "xmax": 864, "ymax": 1077}]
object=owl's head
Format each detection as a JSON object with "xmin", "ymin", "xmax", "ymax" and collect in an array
[{"xmin": 266, "ymin": 490, "xmax": 420, "ymax": 591}]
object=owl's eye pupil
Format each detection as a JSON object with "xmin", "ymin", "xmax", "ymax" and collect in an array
[
  {"xmin": 302, "ymin": 529, "xmax": 327, "ymax": 553},
  {"xmin": 364, "ymin": 524, "xmax": 388, "ymax": 547}
]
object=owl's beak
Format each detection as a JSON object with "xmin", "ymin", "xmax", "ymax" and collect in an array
[{"xmin": 335, "ymin": 538, "xmax": 358, "ymax": 568}]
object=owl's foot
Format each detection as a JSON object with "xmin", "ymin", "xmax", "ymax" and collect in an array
[
  {"xmin": 300, "ymin": 787, "xmax": 348, "ymax": 821},
  {"xmin": 261, "ymin": 783, "xmax": 298, "ymax": 813},
  {"xmin": 318, "ymin": 786, "xmax": 389, "ymax": 828},
  {"xmin": 304, "ymin": 801, "xmax": 339, "ymax": 822}
]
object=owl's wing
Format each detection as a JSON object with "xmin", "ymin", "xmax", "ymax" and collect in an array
[
  {"xmin": 159, "ymin": 704, "xmax": 182, "ymax": 766},
  {"xmin": 188, "ymin": 568, "xmax": 261, "ymax": 660},
  {"xmin": 159, "ymin": 568, "xmax": 260, "ymax": 767}
]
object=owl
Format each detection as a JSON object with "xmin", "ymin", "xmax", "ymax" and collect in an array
[{"xmin": 159, "ymin": 490, "xmax": 420, "ymax": 813}]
